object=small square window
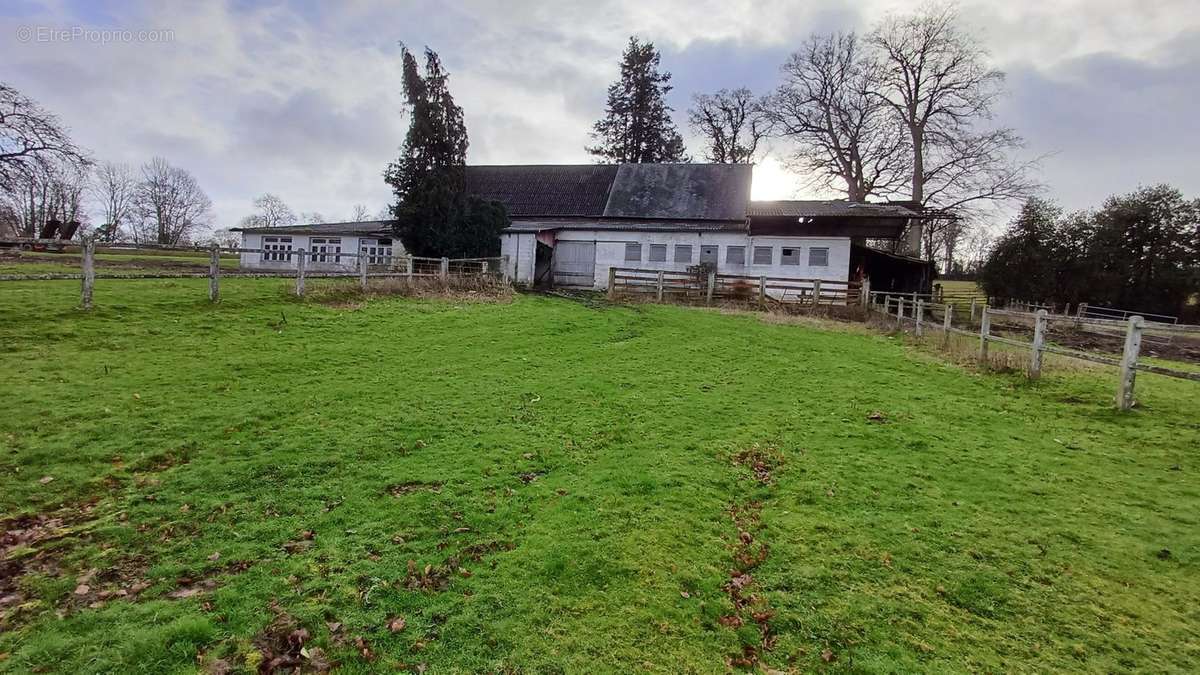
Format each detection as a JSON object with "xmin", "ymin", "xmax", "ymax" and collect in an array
[
  {"xmin": 753, "ymin": 246, "xmax": 772, "ymax": 265},
  {"xmin": 624, "ymin": 242, "xmax": 641, "ymax": 262},
  {"xmin": 674, "ymin": 244, "xmax": 692, "ymax": 263},
  {"xmin": 809, "ymin": 247, "xmax": 829, "ymax": 267},
  {"xmin": 781, "ymin": 247, "xmax": 801, "ymax": 266},
  {"xmin": 648, "ymin": 244, "xmax": 667, "ymax": 262},
  {"xmin": 726, "ymin": 246, "xmax": 745, "ymax": 265}
]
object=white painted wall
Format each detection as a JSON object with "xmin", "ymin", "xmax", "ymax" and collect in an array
[
  {"xmin": 500, "ymin": 232, "xmax": 536, "ymax": 283},
  {"xmin": 239, "ymin": 232, "xmax": 404, "ymax": 271},
  {"xmin": 509, "ymin": 229, "xmax": 850, "ymax": 290}
]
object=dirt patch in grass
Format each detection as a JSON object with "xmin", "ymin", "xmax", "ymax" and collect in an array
[
  {"xmin": 388, "ymin": 481, "xmax": 444, "ymax": 496},
  {"xmin": 721, "ymin": 444, "xmax": 784, "ymax": 669},
  {"xmin": 249, "ymin": 602, "xmax": 333, "ymax": 673}
]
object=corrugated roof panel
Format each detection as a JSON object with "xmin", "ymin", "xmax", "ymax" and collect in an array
[{"xmin": 603, "ymin": 164, "xmax": 751, "ymax": 221}]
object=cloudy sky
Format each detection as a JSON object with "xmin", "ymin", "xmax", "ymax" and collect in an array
[{"xmin": 3, "ymin": 0, "xmax": 1198, "ymax": 231}]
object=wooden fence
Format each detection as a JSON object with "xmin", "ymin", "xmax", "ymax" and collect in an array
[
  {"xmin": 607, "ymin": 267, "xmax": 862, "ymax": 307},
  {"xmin": 868, "ymin": 291, "xmax": 1200, "ymax": 410},
  {"xmin": 0, "ymin": 237, "xmax": 509, "ymax": 309}
]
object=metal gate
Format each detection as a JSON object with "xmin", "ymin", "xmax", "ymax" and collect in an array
[{"xmin": 552, "ymin": 241, "xmax": 596, "ymax": 287}]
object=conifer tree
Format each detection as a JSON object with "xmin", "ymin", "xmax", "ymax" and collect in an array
[{"xmin": 587, "ymin": 37, "xmax": 688, "ymax": 163}]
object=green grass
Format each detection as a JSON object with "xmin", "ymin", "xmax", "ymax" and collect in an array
[
  {"xmin": 0, "ymin": 252, "xmax": 238, "ymax": 275},
  {"xmin": 1, "ymin": 279, "xmax": 1198, "ymax": 673}
]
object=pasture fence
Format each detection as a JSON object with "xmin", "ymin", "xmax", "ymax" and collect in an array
[
  {"xmin": 606, "ymin": 266, "xmax": 862, "ymax": 308},
  {"xmin": 867, "ymin": 290, "xmax": 1200, "ymax": 410},
  {"xmin": 0, "ymin": 236, "xmax": 510, "ymax": 308}
]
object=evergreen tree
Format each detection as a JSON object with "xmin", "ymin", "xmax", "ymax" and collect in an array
[
  {"xmin": 385, "ymin": 46, "xmax": 508, "ymax": 257},
  {"xmin": 978, "ymin": 198, "xmax": 1060, "ymax": 303},
  {"xmin": 587, "ymin": 37, "xmax": 688, "ymax": 163}
]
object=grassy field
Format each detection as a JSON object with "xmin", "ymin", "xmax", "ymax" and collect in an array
[
  {"xmin": 0, "ymin": 251, "xmax": 239, "ymax": 276},
  {"xmin": 1, "ymin": 279, "xmax": 1198, "ymax": 673}
]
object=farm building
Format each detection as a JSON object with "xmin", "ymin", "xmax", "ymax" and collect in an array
[
  {"xmin": 470, "ymin": 163, "xmax": 931, "ymax": 294},
  {"xmin": 233, "ymin": 220, "xmax": 402, "ymax": 271}
]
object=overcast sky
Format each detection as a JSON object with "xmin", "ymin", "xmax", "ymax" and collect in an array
[{"xmin": 3, "ymin": 0, "xmax": 1198, "ymax": 231}]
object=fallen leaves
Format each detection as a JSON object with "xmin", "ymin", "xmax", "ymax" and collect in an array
[{"xmin": 387, "ymin": 616, "xmax": 407, "ymax": 633}]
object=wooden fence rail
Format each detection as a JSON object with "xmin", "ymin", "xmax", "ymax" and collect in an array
[
  {"xmin": 866, "ymin": 290, "xmax": 1199, "ymax": 410},
  {"xmin": 608, "ymin": 266, "xmax": 861, "ymax": 307},
  {"xmin": 0, "ymin": 236, "xmax": 510, "ymax": 308}
]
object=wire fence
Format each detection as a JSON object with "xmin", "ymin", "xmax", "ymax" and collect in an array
[
  {"xmin": 0, "ymin": 237, "xmax": 510, "ymax": 309},
  {"xmin": 867, "ymin": 291, "xmax": 1200, "ymax": 410}
]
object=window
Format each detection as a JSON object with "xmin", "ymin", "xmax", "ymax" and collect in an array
[
  {"xmin": 648, "ymin": 243, "xmax": 667, "ymax": 262},
  {"xmin": 726, "ymin": 246, "xmax": 746, "ymax": 266},
  {"xmin": 361, "ymin": 238, "xmax": 394, "ymax": 266},
  {"xmin": 809, "ymin": 247, "xmax": 829, "ymax": 267},
  {"xmin": 262, "ymin": 236, "xmax": 293, "ymax": 262},
  {"xmin": 752, "ymin": 246, "xmax": 772, "ymax": 265},
  {"xmin": 781, "ymin": 247, "xmax": 801, "ymax": 266},
  {"xmin": 310, "ymin": 237, "xmax": 342, "ymax": 264},
  {"xmin": 674, "ymin": 244, "xmax": 693, "ymax": 263},
  {"xmin": 700, "ymin": 245, "xmax": 719, "ymax": 264},
  {"xmin": 624, "ymin": 242, "xmax": 642, "ymax": 262}
]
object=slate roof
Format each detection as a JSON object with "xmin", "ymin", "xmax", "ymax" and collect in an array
[
  {"xmin": 233, "ymin": 220, "xmax": 394, "ymax": 235},
  {"xmin": 603, "ymin": 164, "xmax": 752, "ymax": 221},
  {"xmin": 465, "ymin": 165, "xmax": 618, "ymax": 218},
  {"xmin": 748, "ymin": 200, "xmax": 917, "ymax": 219},
  {"xmin": 467, "ymin": 163, "xmax": 751, "ymax": 221}
]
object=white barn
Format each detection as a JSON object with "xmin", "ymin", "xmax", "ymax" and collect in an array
[
  {"xmin": 468, "ymin": 164, "xmax": 927, "ymax": 293},
  {"xmin": 234, "ymin": 221, "xmax": 403, "ymax": 271}
]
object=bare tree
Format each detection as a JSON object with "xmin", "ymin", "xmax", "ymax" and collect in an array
[
  {"xmin": 687, "ymin": 88, "xmax": 768, "ymax": 164},
  {"xmin": 134, "ymin": 157, "xmax": 212, "ymax": 245},
  {"xmin": 298, "ymin": 211, "xmax": 325, "ymax": 224},
  {"xmin": 89, "ymin": 161, "xmax": 137, "ymax": 241},
  {"xmin": 349, "ymin": 203, "xmax": 371, "ymax": 222},
  {"xmin": 0, "ymin": 83, "xmax": 90, "ymax": 192},
  {"xmin": 1, "ymin": 160, "xmax": 90, "ymax": 237},
  {"xmin": 208, "ymin": 228, "xmax": 240, "ymax": 248},
  {"xmin": 239, "ymin": 193, "xmax": 296, "ymax": 229},
  {"xmin": 869, "ymin": 4, "xmax": 1039, "ymax": 256},
  {"xmin": 762, "ymin": 33, "xmax": 908, "ymax": 202}
]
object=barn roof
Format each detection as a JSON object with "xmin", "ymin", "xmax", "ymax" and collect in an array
[
  {"xmin": 233, "ymin": 220, "xmax": 394, "ymax": 236},
  {"xmin": 747, "ymin": 200, "xmax": 918, "ymax": 219},
  {"xmin": 603, "ymin": 164, "xmax": 752, "ymax": 221},
  {"xmin": 465, "ymin": 165, "xmax": 619, "ymax": 218},
  {"xmin": 467, "ymin": 163, "xmax": 751, "ymax": 222}
]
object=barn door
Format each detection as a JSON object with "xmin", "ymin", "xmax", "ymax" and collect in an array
[{"xmin": 552, "ymin": 241, "xmax": 596, "ymax": 287}]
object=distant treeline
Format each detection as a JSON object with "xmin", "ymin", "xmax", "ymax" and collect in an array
[{"xmin": 979, "ymin": 185, "xmax": 1199, "ymax": 320}]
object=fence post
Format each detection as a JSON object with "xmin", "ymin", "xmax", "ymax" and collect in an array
[
  {"xmin": 607, "ymin": 267, "xmax": 617, "ymax": 300},
  {"xmin": 915, "ymin": 299, "xmax": 925, "ymax": 336},
  {"xmin": 758, "ymin": 275, "xmax": 766, "ymax": 306},
  {"xmin": 1030, "ymin": 309, "xmax": 1048, "ymax": 379},
  {"xmin": 1116, "ymin": 316, "xmax": 1144, "ymax": 410},
  {"xmin": 706, "ymin": 271, "xmax": 715, "ymax": 305},
  {"xmin": 407, "ymin": 255, "xmax": 414, "ymax": 281},
  {"xmin": 896, "ymin": 297, "xmax": 905, "ymax": 328},
  {"xmin": 978, "ymin": 307, "xmax": 991, "ymax": 365},
  {"xmin": 656, "ymin": 270, "xmax": 664, "ymax": 302},
  {"xmin": 80, "ymin": 235, "xmax": 95, "ymax": 310},
  {"xmin": 440, "ymin": 257, "xmax": 449, "ymax": 283},
  {"xmin": 295, "ymin": 249, "xmax": 306, "ymax": 296},
  {"xmin": 502, "ymin": 255, "xmax": 511, "ymax": 283},
  {"xmin": 1076, "ymin": 302, "xmax": 1087, "ymax": 318},
  {"xmin": 970, "ymin": 298, "xmax": 977, "ymax": 322},
  {"xmin": 812, "ymin": 279, "xmax": 822, "ymax": 308},
  {"xmin": 943, "ymin": 304, "xmax": 953, "ymax": 346},
  {"xmin": 359, "ymin": 250, "xmax": 368, "ymax": 291},
  {"xmin": 209, "ymin": 243, "xmax": 220, "ymax": 303},
  {"xmin": 860, "ymin": 278, "xmax": 870, "ymax": 307}
]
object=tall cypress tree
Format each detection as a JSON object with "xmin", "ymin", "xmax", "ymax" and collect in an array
[
  {"xmin": 385, "ymin": 46, "xmax": 507, "ymax": 257},
  {"xmin": 587, "ymin": 37, "xmax": 688, "ymax": 163}
]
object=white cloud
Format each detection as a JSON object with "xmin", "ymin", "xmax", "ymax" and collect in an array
[{"xmin": 3, "ymin": 0, "xmax": 1198, "ymax": 230}]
